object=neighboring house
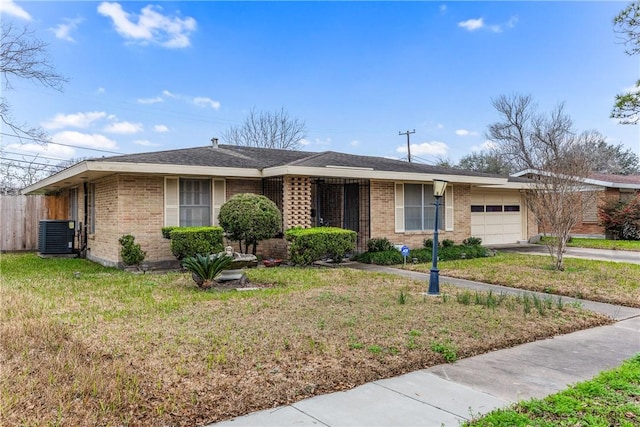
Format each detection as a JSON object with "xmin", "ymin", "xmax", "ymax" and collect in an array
[
  {"xmin": 23, "ymin": 143, "xmax": 536, "ymax": 267},
  {"xmin": 511, "ymin": 170, "xmax": 640, "ymax": 238}
]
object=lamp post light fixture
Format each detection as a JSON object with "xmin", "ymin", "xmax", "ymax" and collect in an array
[{"xmin": 428, "ymin": 179, "xmax": 448, "ymax": 295}]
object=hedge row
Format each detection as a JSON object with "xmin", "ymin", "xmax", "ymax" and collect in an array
[
  {"xmin": 164, "ymin": 226, "xmax": 224, "ymax": 260},
  {"xmin": 354, "ymin": 244, "xmax": 489, "ymax": 265},
  {"xmin": 285, "ymin": 227, "xmax": 357, "ymax": 265}
]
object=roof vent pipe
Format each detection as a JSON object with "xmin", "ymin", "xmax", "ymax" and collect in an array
[{"xmin": 211, "ymin": 137, "xmax": 219, "ymax": 148}]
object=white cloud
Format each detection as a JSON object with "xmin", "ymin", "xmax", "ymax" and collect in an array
[
  {"xmin": 458, "ymin": 18, "xmax": 484, "ymax": 31},
  {"xmin": 193, "ymin": 96, "xmax": 221, "ymax": 110},
  {"xmin": 133, "ymin": 139, "xmax": 160, "ymax": 147},
  {"xmin": 350, "ymin": 140, "xmax": 360, "ymax": 147},
  {"xmin": 162, "ymin": 89, "xmax": 177, "ymax": 98},
  {"xmin": 97, "ymin": 2, "xmax": 197, "ymax": 48},
  {"xmin": 459, "ymin": 15, "xmax": 518, "ymax": 33},
  {"xmin": 103, "ymin": 121, "xmax": 143, "ymax": 134},
  {"xmin": 471, "ymin": 140, "xmax": 498, "ymax": 152},
  {"xmin": 137, "ymin": 96, "xmax": 163, "ymax": 104},
  {"xmin": 42, "ymin": 111, "xmax": 107, "ymax": 129},
  {"xmin": 153, "ymin": 124, "xmax": 169, "ymax": 133},
  {"xmin": 437, "ymin": 123, "xmax": 444, "ymax": 129},
  {"xmin": 439, "ymin": 4, "xmax": 447, "ymax": 14},
  {"xmin": 7, "ymin": 142, "xmax": 75, "ymax": 159},
  {"xmin": 397, "ymin": 141, "xmax": 448, "ymax": 156},
  {"xmin": 52, "ymin": 131, "xmax": 118, "ymax": 150},
  {"xmin": 97, "ymin": 87, "xmax": 106, "ymax": 94},
  {"xmin": 0, "ymin": 0, "xmax": 31, "ymax": 21},
  {"xmin": 455, "ymin": 129, "xmax": 479, "ymax": 136},
  {"xmin": 51, "ymin": 17, "xmax": 84, "ymax": 42}
]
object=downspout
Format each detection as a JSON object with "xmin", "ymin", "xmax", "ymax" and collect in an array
[{"xmin": 81, "ymin": 182, "xmax": 89, "ymax": 257}]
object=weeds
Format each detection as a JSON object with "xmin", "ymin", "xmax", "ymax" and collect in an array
[{"xmin": 430, "ymin": 340, "xmax": 458, "ymax": 363}]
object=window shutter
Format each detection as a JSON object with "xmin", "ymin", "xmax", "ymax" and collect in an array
[
  {"xmin": 164, "ymin": 177, "xmax": 179, "ymax": 226},
  {"xmin": 212, "ymin": 179, "xmax": 226, "ymax": 226},
  {"xmin": 395, "ymin": 183, "xmax": 404, "ymax": 232},
  {"xmin": 445, "ymin": 185, "xmax": 454, "ymax": 231}
]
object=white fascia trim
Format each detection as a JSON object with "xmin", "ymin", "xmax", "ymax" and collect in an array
[
  {"xmin": 511, "ymin": 168, "xmax": 640, "ymax": 189},
  {"xmin": 21, "ymin": 161, "xmax": 262, "ymax": 194},
  {"xmin": 87, "ymin": 161, "xmax": 262, "ymax": 178},
  {"xmin": 21, "ymin": 162, "xmax": 91, "ymax": 194},
  {"xmin": 263, "ymin": 165, "xmax": 516, "ymax": 186}
]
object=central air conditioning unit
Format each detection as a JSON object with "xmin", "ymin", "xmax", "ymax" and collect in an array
[{"xmin": 38, "ymin": 220, "xmax": 76, "ymax": 255}]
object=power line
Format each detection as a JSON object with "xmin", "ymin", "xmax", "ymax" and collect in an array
[
  {"xmin": 398, "ymin": 129, "xmax": 415, "ymax": 163},
  {"xmin": 0, "ymin": 156, "xmax": 58, "ymax": 169},
  {"xmin": 0, "ymin": 132, "xmax": 124, "ymax": 155},
  {"xmin": 2, "ymin": 150, "xmax": 72, "ymax": 162}
]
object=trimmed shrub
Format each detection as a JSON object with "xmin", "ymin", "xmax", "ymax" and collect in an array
[
  {"xmin": 441, "ymin": 239, "xmax": 455, "ymax": 248},
  {"xmin": 355, "ymin": 249, "xmax": 403, "ymax": 265},
  {"xmin": 219, "ymin": 193, "xmax": 282, "ymax": 254},
  {"xmin": 119, "ymin": 234, "xmax": 146, "ymax": 266},
  {"xmin": 161, "ymin": 226, "xmax": 179, "ymax": 239},
  {"xmin": 285, "ymin": 227, "xmax": 357, "ymax": 265},
  {"xmin": 169, "ymin": 227, "xmax": 224, "ymax": 260},
  {"xmin": 367, "ymin": 237, "xmax": 395, "ymax": 253},
  {"xmin": 462, "ymin": 236, "xmax": 483, "ymax": 246},
  {"xmin": 423, "ymin": 238, "xmax": 433, "ymax": 248},
  {"xmin": 356, "ymin": 243, "xmax": 489, "ymax": 266}
]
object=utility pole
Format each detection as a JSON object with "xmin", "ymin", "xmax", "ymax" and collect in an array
[{"xmin": 398, "ymin": 129, "xmax": 415, "ymax": 162}]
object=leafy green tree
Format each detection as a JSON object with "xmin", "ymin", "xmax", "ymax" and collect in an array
[
  {"xmin": 457, "ymin": 151, "xmax": 514, "ymax": 175},
  {"xmin": 612, "ymin": 1, "xmax": 640, "ymax": 124},
  {"xmin": 218, "ymin": 193, "xmax": 282, "ymax": 255}
]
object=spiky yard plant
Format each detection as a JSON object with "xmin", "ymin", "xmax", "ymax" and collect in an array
[{"xmin": 181, "ymin": 254, "xmax": 233, "ymax": 289}]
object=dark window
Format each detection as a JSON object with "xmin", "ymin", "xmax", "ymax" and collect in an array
[
  {"xmin": 471, "ymin": 205, "xmax": 485, "ymax": 213},
  {"xmin": 504, "ymin": 205, "xmax": 520, "ymax": 212},
  {"xmin": 486, "ymin": 205, "xmax": 503, "ymax": 213}
]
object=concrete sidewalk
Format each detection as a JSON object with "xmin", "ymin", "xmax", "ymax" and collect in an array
[{"xmin": 212, "ymin": 267, "xmax": 640, "ymax": 427}]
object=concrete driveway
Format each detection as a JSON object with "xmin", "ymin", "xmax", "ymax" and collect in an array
[{"xmin": 491, "ymin": 243, "xmax": 640, "ymax": 264}]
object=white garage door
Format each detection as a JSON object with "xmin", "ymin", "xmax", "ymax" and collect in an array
[{"xmin": 470, "ymin": 192, "xmax": 523, "ymax": 245}]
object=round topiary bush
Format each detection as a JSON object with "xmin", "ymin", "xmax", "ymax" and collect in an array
[{"xmin": 218, "ymin": 193, "xmax": 282, "ymax": 254}]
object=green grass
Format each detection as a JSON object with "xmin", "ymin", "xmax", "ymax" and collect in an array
[
  {"xmin": 406, "ymin": 253, "xmax": 640, "ymax": 308},
  {"xmin": 0, "ymin": 253, "xmax": 612, "ymax": 426},
  {"xmin": 465, "ymin": 353, "xmax": 640, "ymax": 426},
  {"xmin": 540, "ymin": 236, "xmax": 640, "ymax": 251}
]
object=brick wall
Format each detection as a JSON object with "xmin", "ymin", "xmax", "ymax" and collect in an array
[
  {"xmin": 370, "ymin": 181, "xmax": 472, "ymax": 248},
  {"xmin": 87, "ymin": 175, "xmax": 119, "ymax": 265},
  {"xmin": 226, "ymin": 179, "xmax": 262, "ymax": 198}
]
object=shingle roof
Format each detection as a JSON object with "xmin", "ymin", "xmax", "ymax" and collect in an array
[
  {"xmin": 589, "ymin": 173, "xmax": 640, "ymax": 186},
  {"xmin": 99, "ymin": 144, "xmax": 509, "ymax": 178}
]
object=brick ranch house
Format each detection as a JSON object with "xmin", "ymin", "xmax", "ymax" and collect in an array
[
  {"xmin": 23, "ymin": 144, "xmax": 537, "ymax": 268},
  {"xmin": 512, "ymin": 170, "xmax": 640, "ymax": 238}
]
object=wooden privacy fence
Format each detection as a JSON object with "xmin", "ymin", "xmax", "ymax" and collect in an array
[{"xmin": 0, "ymin": 195, "xmax": 67, "ymax": 251}]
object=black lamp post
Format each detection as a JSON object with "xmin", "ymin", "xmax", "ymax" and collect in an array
[{"xmin": 428, "ymin": 179, "xmax": 448, "ymax": 295}]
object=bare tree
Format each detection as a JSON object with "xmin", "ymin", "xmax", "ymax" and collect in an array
[
  {"xmin": 221, "ymin": 108, "xmax": 307, "ymax": 150},
  {"xmin": 487, "ymin": 94, "xmax": 596, "ymax": 270},
  {"xmin": 1, "ymin": 23, "xmax": 67, "ymax": 140},
  {"xmin": 612, "ymin": 1, "xmax": 640, "ymax": 124},
  {"xmin": 0, "ymin": 147, "xmax": 55, "ymax": 194}
]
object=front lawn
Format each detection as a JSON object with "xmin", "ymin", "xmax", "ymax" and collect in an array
[
  {"xmin": 540, "ymin": 236, "xmax": 640, "ymax": 251},
  {"xmin": 466, "ymin": 353, "xmax": 640, "ymax": 426},
  {"xmin": 0, "ymin": 253, "xmax": 610, "ymax": 426},
  {"xmin": 406, "ymin": 253, "xmax": 640, "ymax": 308}
]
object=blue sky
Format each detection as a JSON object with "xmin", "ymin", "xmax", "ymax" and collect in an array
[{"xmin": 2, "ymin": 0, "xmax": 639, "ymax": 168}]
